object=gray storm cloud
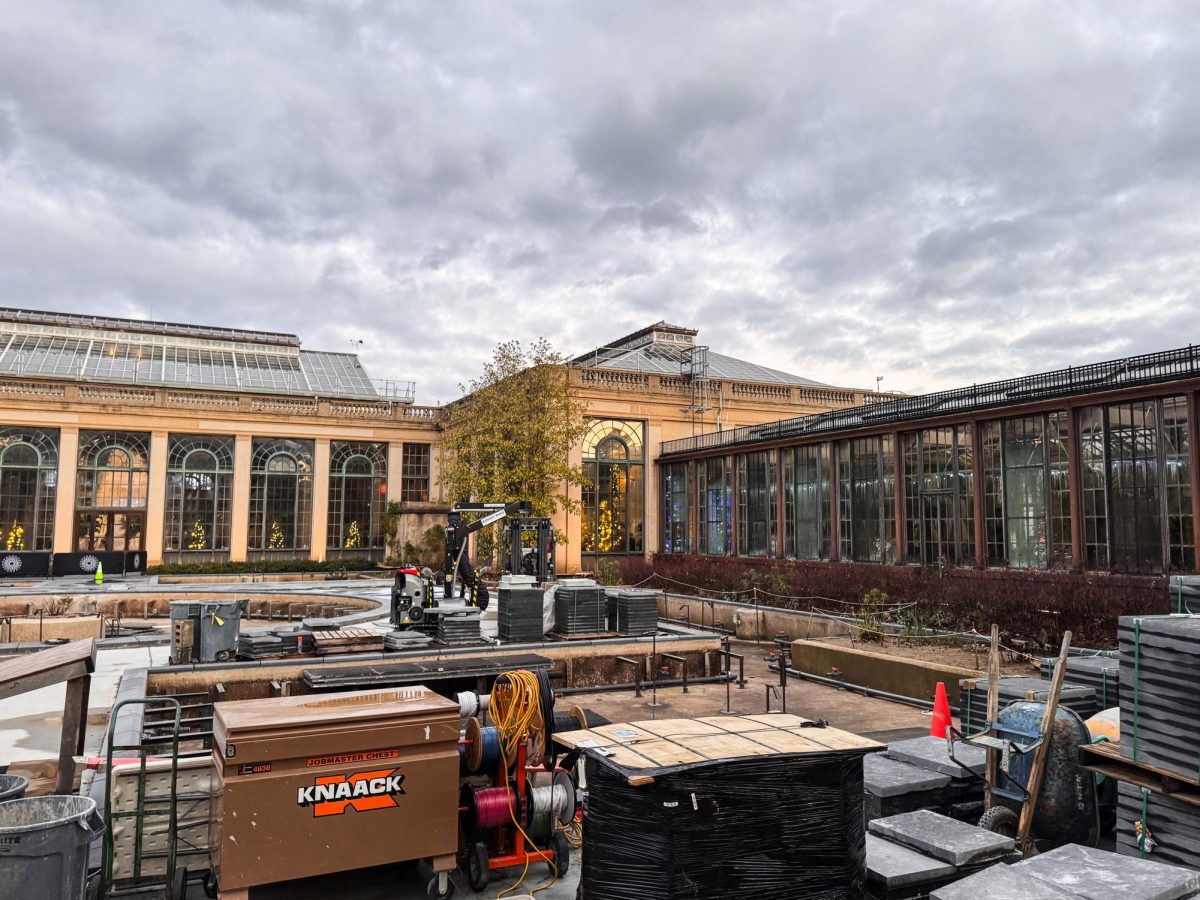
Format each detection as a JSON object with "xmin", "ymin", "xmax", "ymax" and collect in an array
[{"xmin": 0, "ymin": 0, "xmax": 1196, "ymax": 402}]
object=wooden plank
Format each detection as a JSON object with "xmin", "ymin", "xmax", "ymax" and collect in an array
[
  {"xmin": 743, "ymin": 729, "xmax": 829, "ymax": 755},
  {"xmin": 0, "ymin": 638, "xmax": 96, "ymax": 701},
  {"xmin": 633, "ymin": 719, "xmax": 726, "ymax": 739},
  {"xmin": 984, "ymin": 624, "xmax": 1001, "ymax": 811},
  {"xmin": 679, "ymin": 733, "xmax": 776, "ymax": 761},
  {"xmin": 740, "ymin": 713, "xmax": 811, "ymax": 728},
  {"xmin": 1017, "ymin": 630, "xmax": 1071, "ymax": 854},
  {"xmin": 1080, "ymin": 742, "xmax": 1200, "ymax": 793},
  {"xmin": 57, "ymin": 676, "xmax": 86, "ymax": 794},
  {"xmin": 783, "ymin": 727, "xmax": 884, "ymax": 753},
  {"xmin": 625, "ymin": 739, "xmax": 709, "ymax": 767}
]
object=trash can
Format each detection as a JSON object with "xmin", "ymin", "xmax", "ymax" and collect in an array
[
  {"xmin": 0, "ymin": 795, "xmax": 103, "ymax": 900},
  {"xmin": 0, "ymin": 774, "xmax": 27, "ymax": 802}
]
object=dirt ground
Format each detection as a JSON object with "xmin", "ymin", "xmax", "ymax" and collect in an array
[
  {"xmin": 805, "ymin": 632, "xmax": 1040, "ymax": 676},
  {"xmin": 561, "ymin": 639, "xmax": 932, "ymax": 738}
]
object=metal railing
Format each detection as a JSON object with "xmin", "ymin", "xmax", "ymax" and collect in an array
[{"xmin": 660, "ymin": 343, "xmax": 1200, "ymax": 457}]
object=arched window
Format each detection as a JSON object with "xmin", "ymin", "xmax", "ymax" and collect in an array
[
  {"xmin": 248, "ymin": 438, "xmax": 313, "ymax": 553},
  {"xmin": 75, "ymin": 431, "xmax": 149, "ymax": 552},
  {"xmin": 0, "ymin": 428, "xmax": 59, "ymax": 551},
  {"xmin": 581, "ymin": 419, "xmax": 644, "ymax": 560},
  {"xmin": 327, "ymin": 442, "xmax": 388, "ymax": 556},
  {"xmin": 165, "ymin": 435, "xmax": 234, "ymax": 559}
]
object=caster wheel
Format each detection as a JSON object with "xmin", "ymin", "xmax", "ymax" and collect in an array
[
  {"xmin": 427, "ymin": 873, "xmax": 456, "ymax": 900},
  {"xmin": 550, "ymin": 829, "xmax": 570, "ymax": 878},
  {"xmin": 978, "ymin": 805, "xmax": 1019, "ymax": 839},
  {"xmin": 466, "ymin": 841, "xmax": 490, "ymax": 892},
  {"xmin": 202, "ymin": 870, "xmax": 218, "ymax": 899}
]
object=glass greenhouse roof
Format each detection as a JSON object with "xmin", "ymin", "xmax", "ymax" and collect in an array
[{"xmin": 0, "ymin": 308, "xmax": 414, "ymax": 402}]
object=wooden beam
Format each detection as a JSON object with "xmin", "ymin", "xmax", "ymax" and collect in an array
[
  {"xmin": 56, "ymin": 676, "xmax": 86, "ymax": 795},
  {"xmin": 984, "ymin": 624, "xmax": 1000, "ymax": 810},
  {"xmin": 1017, "ymin": 630, "xmax": 1072, "ymax": 853},
  {"xmin": 0, "ymin": 638, "xmax": 97, "ymax": 702},
  {"xmin": 75, "ymin": 673, "xmax": 91, "ymax": 757}
]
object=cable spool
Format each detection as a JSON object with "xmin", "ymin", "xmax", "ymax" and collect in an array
[
  {"xmin": 461, "ymin": 784, "xmax": 520, "ymax": 835},
  {"xmin": 465, "ymin": 716, "xmax": 502, "ymax": 772},
  {"xmin": 552, "ymin": 712, "xmax": 586, "ymax": 735},
  {"xmin": 570, "ymin": 705, "xmax": 610, "ymax": 729},
  {"xmin": 457, "ymin": 690, "xmax": 480, "ymax": 718},
  {"xmin": 525, "ymin": 781, "xmax": 573, "ymax": 839}
]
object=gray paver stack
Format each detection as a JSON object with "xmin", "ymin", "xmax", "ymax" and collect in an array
[
  {"xmin": 498, "ymin": 578, "xmax": 544, "ymax": 642},
  {"xmin": 554, "ymin": 581, "xmax": 606, "ymax": 635}
]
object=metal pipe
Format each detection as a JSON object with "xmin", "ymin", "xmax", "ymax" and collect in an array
[
  {"xmin": 615, "ymin": 656, "xmax": 643, "ymax": 698},
  {"xmin": 556, "ymin": 673, "xmax": 732, "ymax": 696},
  {"xmin": 660, "ymin": 652, "xmax": 688, "ymax": 693}
]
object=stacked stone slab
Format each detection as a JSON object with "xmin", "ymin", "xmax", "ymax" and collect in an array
[
  {"xmin": 1119, "ymin": 615, "xmax": 1200, "ymax": 782},
  {"xmin": 609, "ymin": 588, "xmax": 659, "ymax": 635},
  {"xmin": 959, "ymin": 676, "xmax": 1098, "ymax": 732},
  {"xmin": 1040, "ymin": 654, "xmax": 1121, "ymax": 711},
  {"xmin": 1116, "ymin": 781, "xmax": 1200, "ymax": 871},
  {"xmin": 498, "ymin": 580, "xmax": 544, "ymax": 642},
  {"xmin": 872, "ymin": 737, "xmax": 986, "ymax": 824},
  {"xmin": 554, "ymin": 583, "xmax": 606, "ymax": 635},
  {"xmin": 437, "ymin": 607, "xmax": 482, "ymax": 644},
  {"xmin": 932, "ymin": 843, "xmax": 1200, "ymax": 899}
]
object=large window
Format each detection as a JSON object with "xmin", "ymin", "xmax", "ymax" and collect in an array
[
  {"xmin": 0, "ymin": 428, "xmax": 58, "ymax": 551},
  {"xmin": 328, "ymin": 442, "xmax": 387, "ymax": 555},
  {"xmin": 164, "ymin": 435, "xmax": 233, "ymax": 559},
  {"xmin": 698, "ymin": 457, "xmax": 731, "ymax": 555},
  {"xmin": 582, "ymin": 420, "xmax": 645, "ymax": 557},
  {"xmin": 401, "ymin": 443, "xmax": 431, "ymax": 502},
  {"xmin": 248, "ymin": 438, "xmax": 313, "ymax": 553},
  {"xmin": 837, "ymin": 437, "xmax": 896, "ymax": 563},
  {"xmin": 737, "ymin": 450, "xmax": 777, "ymax": 557},
  {"xmin": 785, "ymin": 443, "xmax": 830, "ymax": 560},
  {"xmin": 903, "ymin": 426, "xmax": 974, "ymax": 567},
  {"xmin": 1077, "ymin": 397, "xmax": 1193, "ymax": 573},
  {"xmin": 661, "ymin": 462, "xmax": 689, "ymax": 554},
  {"xmin": 75, "ymin": 431, "xmax": 149, "ymax": 552}
]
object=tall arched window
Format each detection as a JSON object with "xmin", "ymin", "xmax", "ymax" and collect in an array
[
  {"xmin": 165, "ymin": 435, "xmax": 234, "ymax": 560},
  {"xmin": 327, "ymin": 442, "xmax": 387, "ymax": 558},
  {"xmin": 0, "ymin": 428, "xmax": 59, "ymax": 551},
  {"xmin": 75, "ymin": 431, "xmax": 150, "ymax": 552},
  {"xmin": 581, "ymin": 419, "xmax": 644, "ymax": 565},
  {"xmin": 248, "ymin": 438, "xmax": 313, "ymax": 553}
]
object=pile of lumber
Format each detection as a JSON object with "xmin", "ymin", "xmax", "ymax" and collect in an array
[{"xmin": 311, "ymin": 628, "xmax": 384, "ymax": 655}]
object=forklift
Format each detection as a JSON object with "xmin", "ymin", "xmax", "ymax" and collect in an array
[{"xmin": 391, "ymin": 501, "xmax": 555, "ymax": 630}]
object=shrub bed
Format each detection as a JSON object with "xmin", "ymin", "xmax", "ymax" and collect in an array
[
  {"xmin": 147, "ymin": 558, "xmax": 379, "ymax": 576},
  {"xmin": 620, "ymin": 554, "xmax": 1168, "ymax": 649}
]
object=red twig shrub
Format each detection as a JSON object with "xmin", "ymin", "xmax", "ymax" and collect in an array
[{"xmin": 620, "ymin": 554, "xmax": 1168, "ymax": 649}]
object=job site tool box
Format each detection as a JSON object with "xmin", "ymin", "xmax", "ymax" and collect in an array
[{"xmin": 210, "ymin": 686, "xmax": 460, "ymax": 893}]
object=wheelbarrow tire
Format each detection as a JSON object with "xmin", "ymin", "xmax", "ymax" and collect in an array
[
  {"xmin": 978, "ymin": 805, "xmax": 1019, "ymax": 839},
  {"xmin": 467, "ymin": 841, "xmax": 490, "ymax": 891}
]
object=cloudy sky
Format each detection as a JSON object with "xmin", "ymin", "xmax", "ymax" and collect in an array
[{"xmin": 1, "ymin": 1, "xmax": 1198, "ymax": 403}]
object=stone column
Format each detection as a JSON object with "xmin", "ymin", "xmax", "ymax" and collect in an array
[
  {"xmin": 53, "ymin": 427, "xmax": 80, "ymax": 553},
  {"xmin": 310, "ymin": 438, "xmax": 331, "ymax": 561},
  {"xmin": 144, "ymin": 431, "xmax": 169, "ymax": 566},
  {"xmin": 229, "ymin": 434, "xmax": 252, "ymax": 562}
]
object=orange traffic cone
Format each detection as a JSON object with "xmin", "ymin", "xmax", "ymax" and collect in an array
[{"xmin": 931, "ymin": 682, "xmax": 952, "ymax": 740}]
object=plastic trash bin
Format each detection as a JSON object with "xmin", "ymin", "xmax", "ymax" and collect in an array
[
  {"xmin": 0, "ymin": 774, "xmax": 27, "ymax": 802},
  {"xmin": 0, "ymin": 795, "xmax": 104, "ymax": 900}
]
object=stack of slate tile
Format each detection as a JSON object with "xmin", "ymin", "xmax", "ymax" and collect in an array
[
  {"xmin": 498, "ymin": 578, "xmax": 545, "ymax": 643},
  {"xmin": 272, "ymin": 626, "xmax": 313, "ymax": 654},
  {"xmin": 878, "ymin": 737, "xmax": 986, "ymax": 824},
  {"xmin": 554, "ymin": 582, "xmax": 606, "ymax": 636},
  {"xmin": 1040, "ymin": 654, "xmax": 1121, "ymax": 710},
  {"xmin": 1116, "ymin": 781, "xmax": 1200, "ymax": 870},
  {"xmin": 438, "ymin": 607, "xmax": 482, "ymax": 645},
  {"xmin": 1168, "ymin": 575, "xmax": 1200, "ymax": 615},
  {"xmin": 1119, "ymin": 615, "xmax": 1200, "ymax": 782},
  {"xmin": 959, "ymin": 676, "xmax": 1098, "ymax": 732},
  {"xmin": 931, "ymin": 843, "xmax": 1200, "ymax": 899},
  {"xmin": 610, "ymin": 588, "xmax": 659, "ymax": 635},
  {"xmin": 383, "ymin": 630, "xmax": 434, "ymax": 651},
  {"xmin": 866, "ymin": 810, "xmax": 1013, "ymax": 899},
  {"xmin": 236, "ymin": 632, "xmax": 285, "ymax": 660}
]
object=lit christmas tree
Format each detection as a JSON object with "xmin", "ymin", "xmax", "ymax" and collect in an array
[
  {"xmin": 187, "ymin": 520, "xmax": 207, "ymax": 551},
  {"xmin": 268, "ymin": 520, "xmax": 286, "ymax": 550},
  {"xmin": 5, "ymin": 520, "xmax": 24, "ymax": 551},
  {"xmin": 344, "ymin": 520, "xmax": 362, "ymax": 549}
]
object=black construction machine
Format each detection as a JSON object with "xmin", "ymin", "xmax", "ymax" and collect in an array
[{"xmin": 390, "ymin": 501, "xmax": 555, "ymax": 632}]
